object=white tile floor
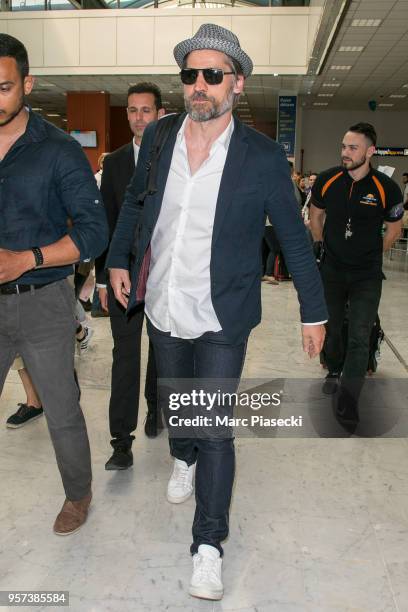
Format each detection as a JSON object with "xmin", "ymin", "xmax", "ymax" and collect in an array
[{"xmin": 0, "ymin": 261, "xmax": 407, "ymax": 612}]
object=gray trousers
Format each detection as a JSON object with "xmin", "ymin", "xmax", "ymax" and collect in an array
[{"xmin": 0, "ymin": 279, "xmax": 92, "ymax": 501}]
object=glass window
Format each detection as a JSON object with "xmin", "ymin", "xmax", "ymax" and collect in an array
[
  {"xmin": 8, "ymin": 0, "xmax": 309, "ymax": 9},
  {"xmin": 11, "ymin": 0, "xmax": 46, "ymax": 11}
]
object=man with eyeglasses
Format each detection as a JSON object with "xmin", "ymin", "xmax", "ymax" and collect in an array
[{"xmin": 107, "ymin": 24, "xmax": 327, "ymax": 600}]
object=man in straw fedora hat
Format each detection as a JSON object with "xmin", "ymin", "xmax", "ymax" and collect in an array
[{"xmin": 107, "ymin": 23, "xmax": 327, "ymax": 600}]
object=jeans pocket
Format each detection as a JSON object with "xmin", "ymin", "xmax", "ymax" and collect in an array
[{"xmin": 55, "ymin": 279, "xmax": 76, "ymax": 320}]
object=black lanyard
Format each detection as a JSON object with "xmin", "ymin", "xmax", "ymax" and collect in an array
[{"xmin": 344, "ymin": 178, "xmax": 355, "ymax": 240}]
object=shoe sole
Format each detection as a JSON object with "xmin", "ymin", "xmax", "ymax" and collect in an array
[
  {"xmin": 54, "ymin": 523, "xmax": 85, "ymax": 536},
  {"xmin": 167, "ymin": 490, "xmax": 194, "ymax": 504},
  {"xmin": 105, "ymin": 463, "xmax": 133, "ymax": 471},
  {"xmin": 189, "ymin": 586, "xmax": 223, "ymax": 600},
  {"xmin": 6, "ymin": 413, "xmax": 44, "ymax": 428}
]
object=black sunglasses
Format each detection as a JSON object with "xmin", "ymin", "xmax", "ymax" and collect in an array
[{"xmin": 180, "ymin": 68, "xmax": 235, "ymax": 86}]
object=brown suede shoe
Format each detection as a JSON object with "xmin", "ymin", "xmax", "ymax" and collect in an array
[{"xmin": 53, "ymin": 492, "xmax": 92, "ymax": 536}]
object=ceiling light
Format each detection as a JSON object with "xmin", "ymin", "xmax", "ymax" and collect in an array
[
  {"xmin": 31, "ymin": 107, "xmax": 42, "ymax": 111},
  {"xmin": 352, "ymin": 19, "xmax": 381, "ymax": 27},
  {"xmin": 338, "ymin": 46, "xmax": 364, "ymax": 52},
  {"xmin": 318, "ymin": 93, "xmax": 334, "ymax": 97},
  {"xmin": 331, "ymin": 65, "xmax": 352, "ymax": 70},
  {"xmin": 390, "ymin": 94, "xmax": 406, "ymax": 98},
  {"xmin": 273, "ymin": 73, "xmax": 279, "ymax": 77},
  {"xmin": 322, "ymin": 83, "xmax": 340, "ymax": 87},
  {"xmin": 46, "ymin": 113, "xmax": 61, "ymax": 117},
  {"xmin": 313, "ymin": 102, "xmax": 328, "ymax": 106},
  {"xmin": 378, "ymin": 103, "xmax": 393, "ymax": 107},
  {"xmin": 403, "ymin": 84, "xmax": 408, "ymax": 88},
  {"xmin": 169, "ymin": 90, "xmax": 173, "ymax": 94},
  {"xmin": 39, "ymin": 82, "xmax": 56, "ymax": 87}
]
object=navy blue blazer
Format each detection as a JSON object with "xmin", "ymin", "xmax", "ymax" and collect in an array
[{"xmin": 107, "ymin": 113, "xmax": 327, "ymax": 344}]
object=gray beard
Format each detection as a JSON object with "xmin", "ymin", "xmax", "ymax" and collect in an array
[{"xmin": 185, "ymin": 88, "xmax": 234, "ymax": 122}]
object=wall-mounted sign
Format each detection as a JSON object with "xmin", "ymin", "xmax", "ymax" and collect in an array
[
  {"xmin": 374, "ymin": 147, "xmax": 408, "ymax": 157},
  {"xmin": 277, "ymin": 95, "xmax": 297, "ymax": 157},
  {"xmin": 70, "ymin": 130, "xmax": 98, "ymax": 148}
]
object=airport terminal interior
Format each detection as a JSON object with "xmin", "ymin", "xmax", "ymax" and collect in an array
[{"xmin": 1, "ymin": 0, "xmax": 408, "ymax": 610}]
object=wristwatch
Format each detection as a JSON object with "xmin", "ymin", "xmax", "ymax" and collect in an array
[{"xmin": 31, "ymin": 247, "xmax": 44, "ymax": 268}]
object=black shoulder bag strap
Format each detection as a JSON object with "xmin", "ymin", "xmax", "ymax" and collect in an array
[
  {"xmin": 130, "ymin": 114, "xmax": 180, "ymax": 260},
  {"xmin": 137, "ymin": 113, "xmax": 181, "ymax": 204}
]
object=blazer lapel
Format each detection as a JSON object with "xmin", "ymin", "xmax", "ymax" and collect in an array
[
  {"xmin": 125, "ymin": 142, "xmax": 135, "ymax": 180},
  {"xmin": 149, "ymin": 113, "xmax": 186, "ymax": 225},
  {"xmin": 212, "ymin": 118, "xmax": 248, "ymax": 245}
]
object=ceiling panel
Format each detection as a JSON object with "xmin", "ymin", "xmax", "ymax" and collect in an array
[{"xmin": 27, "ymin": 0, "xmax": 408, "ymax": 127}]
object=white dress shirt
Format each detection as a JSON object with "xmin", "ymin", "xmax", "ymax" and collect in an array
[
  {"xmin": 145, "ymin": 116, "xmax": 234, "ymax": 339},
  {"xmin": 94, "ymin": 170, "xmax": 102, "ymax": 189},
  {"xmin": 133, "ymin": 139, "xmax": 140, "ymax": 166}
]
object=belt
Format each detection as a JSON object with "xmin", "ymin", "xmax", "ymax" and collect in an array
[{"xmin": 0, "ymin": 282, "xmax": 51, "ymax": 295}]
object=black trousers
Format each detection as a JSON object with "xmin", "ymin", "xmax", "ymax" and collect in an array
[
  {"xmin": 321, "ymin": 264, "xmax": 382, "ymax": 400},
  {"xmin": 263, "ymin": 226, "xmax": 280, "ymax": 276},
  {"xmin": 107, "ymin": 285, "xmax": 157, "ymax": 449}
]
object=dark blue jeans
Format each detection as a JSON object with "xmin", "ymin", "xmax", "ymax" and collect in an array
[{"xmin": 147, "ymin": 319, "xmax": 247, "ymax": 556}]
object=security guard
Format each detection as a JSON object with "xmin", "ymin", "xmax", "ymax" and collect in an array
[{"xmin": 310, "ymin": 122, "xmax": 403, "ymax": 425}]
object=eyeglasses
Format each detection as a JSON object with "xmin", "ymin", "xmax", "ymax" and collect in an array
[{"xmin": 180, "ymin": 68, "xmax": 235, "ymax": 86}]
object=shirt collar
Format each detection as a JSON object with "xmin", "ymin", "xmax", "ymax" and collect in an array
[
  {"xmin": 344, "ymin": 165, "xmax": 374, "ymax": 183},
  {"xmin": 177, "ymin": 115, "xmax": 234, "ymax": 153},
  {"xmin": 15, "ymin": 107, "xmax": 48, "ymax": 146}
]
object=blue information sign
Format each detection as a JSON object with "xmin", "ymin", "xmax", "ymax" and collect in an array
[{"xmin": 277, "ymin": 95, "xmax": 297, "ymax": 157}]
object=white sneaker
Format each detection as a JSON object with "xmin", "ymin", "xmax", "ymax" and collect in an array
[
  {"xmin": 166, "ymin": 459, "xmax": 196, "ymax": 504},
  {"xmin": 189, "ymin": 544, "xmax": 223, "ymax": 600},
  {"xmin": 76, "ymin": 326, "xmax": 94, "ymax": 356}
]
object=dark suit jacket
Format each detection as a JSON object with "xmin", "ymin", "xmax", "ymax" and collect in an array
[
  {"xmin": 107, "ymin": 114, "xmax": 328, "ymax": 345},
  {"xmin": 95, "ymin": 141, "xmax": 135, "ymax": 284}
]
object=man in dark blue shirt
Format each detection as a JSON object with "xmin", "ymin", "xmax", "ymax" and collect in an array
[{"xmin": 0, "ymin": 34, "xmax": 108, "ymax": 535}]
